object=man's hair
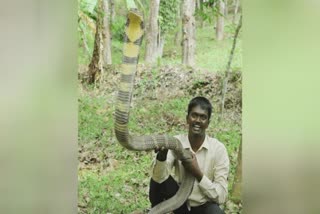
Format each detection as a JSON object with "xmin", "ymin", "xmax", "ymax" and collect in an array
[{"xmin": 187, "ymin": 96, "xmax": 212, "ymax": 120}]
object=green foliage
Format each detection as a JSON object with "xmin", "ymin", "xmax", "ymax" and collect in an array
[
  {"xmin": 79, "ymin": 0, "xmax": 98, "ymax": 20},
  {"xmin": 195, "ymin": 0, "xmax": 226, "ymax": 24},
  {"xmin": 159, "ymin": 0, "xmax": 180, "ymax": 34},
  {"xmin": 195, "ymin": 3, "xmax": 217, "ymax": 23},
  {"xmin": 111, "ymin": 16, "xmax": 126, "ymax": 42}
]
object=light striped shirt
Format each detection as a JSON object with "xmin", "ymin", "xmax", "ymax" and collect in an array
[{"xmin": 151, "ymin": 134, "xmax": 230, "ymax": 207}]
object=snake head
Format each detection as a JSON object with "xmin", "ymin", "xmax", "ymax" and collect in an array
[
  {"xmin": 127, "ymin": 9, "xmax": 143, "ymax": 26},
  {"xmin": 125, "ymin": 9, "xmax": 144, "ymax": 44}
]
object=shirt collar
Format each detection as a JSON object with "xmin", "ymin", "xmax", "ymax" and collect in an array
[{"xmin": 183, "ymin": 135, "xmax": 209, "ymax": 151}]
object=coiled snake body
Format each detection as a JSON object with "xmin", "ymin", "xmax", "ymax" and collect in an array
[{"xmin": 115, "ymin": 9, "xmax": 195, "ymax": 214}]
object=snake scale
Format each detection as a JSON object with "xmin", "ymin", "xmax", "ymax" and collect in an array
[{"xmin": 114, "ymin": 9, "xmax": 195, "ymax": 214}]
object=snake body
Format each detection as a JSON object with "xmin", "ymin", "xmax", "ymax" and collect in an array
[{"xmin": 114, "ymin": 9, "xmax": 195, "ymax": 214}]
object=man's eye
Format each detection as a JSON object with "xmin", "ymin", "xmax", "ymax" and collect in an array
[{"xmin": 201, "ymin": 116, "xmax": 207, "ymax": 120}]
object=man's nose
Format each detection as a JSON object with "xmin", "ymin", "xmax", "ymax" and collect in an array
[{"xmin": 195, "ymin": 116, "xmax": 201, "ymax": 122}]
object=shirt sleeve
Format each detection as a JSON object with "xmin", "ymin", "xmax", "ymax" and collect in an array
[
  {"xmin": 151, "ymin": 150, "xmax": 175, "ymax": 183},
  {"xmin": 198, "ymin": 145, "xmax": 230, "ymax": 204}
]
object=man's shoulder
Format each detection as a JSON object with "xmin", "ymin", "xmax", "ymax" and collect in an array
[{"xmin": 205, "ymin": 135, "xmax": 228, "ymax": 152}]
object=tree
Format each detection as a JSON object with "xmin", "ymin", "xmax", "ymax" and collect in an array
[
  {"xmin": 174, "ymin": 0, "xmax": 183, "ymax": 46},
  {"xmin": 216, "ymin": 0, "xmax": 225, "ymax": 41},
  {"xmin": 182, "ymin": 0, "xmax": 196, "ymax": 67},
  {"xmin": 144, "ymin": 0, "xmax": 161, "ymax": 63},
  {"xmin": 220, "ymin": 15, "xmax": 242, "ymax": 117},
  {"xmin": 87, "ymin": 0, "xmax": 111, "ymax": 84},
  {"xmin": 103, "ymin": 0, "xmax": 112, "ymax": 65}
]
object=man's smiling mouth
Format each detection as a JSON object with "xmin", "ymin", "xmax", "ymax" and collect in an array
[{"xmin": 192, "ymin": 124, "xmax": 201, "ymax": 131}]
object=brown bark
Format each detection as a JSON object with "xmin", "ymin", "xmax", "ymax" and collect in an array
[
  {"xmin": 145, "ymin": 0, "xmax": 160, "ymax": 63},
  {"xmin": 220, "ymin": 15, "xmax": 242, "ymax": 116},
  {"xmin": 216, "ymin": 0, "xmax": 225, "ymax": 41},
  {"xmin": 87, "ymin": 0, "xmax": 105, "ymax": 84},
  {"xmin": 182, "ymin": 0, "xmax": 196, "ymax": 67},
  {"xmin": 103, "ymin": 0, "xmax": 112, "ymax": 65}
]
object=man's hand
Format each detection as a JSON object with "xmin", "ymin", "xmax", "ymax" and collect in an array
[
  {"xmin": 155, "ymin": 147, "xmax": 168, "ymax": 161},
  {"xmin": 182, "ymin": 154, "xmax": 203, "ymax": 182}
]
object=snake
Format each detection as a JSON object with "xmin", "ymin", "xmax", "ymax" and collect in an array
[{"xmin": 114, "ymin": 9, "xmax": 195, "ymax": 214}]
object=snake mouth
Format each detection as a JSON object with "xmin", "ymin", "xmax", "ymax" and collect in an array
[{"xmin": 128, "ymin": 9, "xmax": 143, "ymax": 22}]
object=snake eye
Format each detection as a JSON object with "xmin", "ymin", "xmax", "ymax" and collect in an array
[
  {"xmin": 140, "ymin": 21, "xmax": 144, "ymax": 29},
  {"xmin": 125, "ymin": 18, "xmax": 129, "ymax": 27}
]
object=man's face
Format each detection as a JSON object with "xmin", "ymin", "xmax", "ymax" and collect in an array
[{"xmin": 187, "ymin": 105, "xmax": 210, "ymax": 137}]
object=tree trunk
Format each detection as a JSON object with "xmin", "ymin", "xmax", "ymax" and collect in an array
[
  {"xmin": 103, "ymin": 0, "xmax": 112, "ymax": 65},
  {"xmin": 216, "ymin": 0, "xmax": 225, "ymax": 41},
  {"xmin": 145, "ymin": 0, "xmax": 160, "ymax": 63},
  {"xmin": 232, "ymin": 0, "xmax": 240, "ymax": 24},
  {"xmin": 231, "ymin": 140, "xmax": 242, "ymax": 203},
  {"xmin": 182, "ymin": 0, "xmax": 196, "ymax": 67},
  {"xmin": 220, "ymin": 15, "xmax": 242, "ymax": 117},
  {"xmin": 87, "ymin": 0, "xmax": 104, "ymax": 84}
]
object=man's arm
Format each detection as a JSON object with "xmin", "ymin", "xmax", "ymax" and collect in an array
[
  {"xmin": 182, "ymin": 146, "xmax": 230, "ymax": 204},
  {"xmin": 151, "ymin": 149, "xmax": 175, "ymax": 183},
  {"xmin": 198, "ymin": 146, "xmax": 230, "ymax": 204}
]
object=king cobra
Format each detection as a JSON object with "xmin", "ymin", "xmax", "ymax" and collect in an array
[{"xmin": 114, "ymin": 9, "xmax": 195, "ymax": 214}]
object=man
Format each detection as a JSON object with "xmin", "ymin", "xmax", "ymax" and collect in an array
[{"xmin": 149, "ymin": 97, "xmax": 230, "ymax": 214}]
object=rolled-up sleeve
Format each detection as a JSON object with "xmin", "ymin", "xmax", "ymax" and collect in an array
[
  {"xmin": 151, "ymin": 150, "xmax": 175, "ymax": 183},
  {"xmin": 198, "ymin": 146, "xmax": 230, "ymax": 204}
]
